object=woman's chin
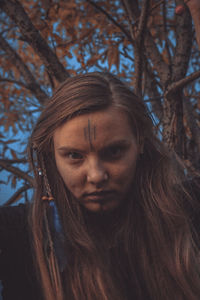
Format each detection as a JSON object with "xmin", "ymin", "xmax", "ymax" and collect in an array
[{"xmin": 82, "ymin": 199, "xmax": 121, "ymax": 213}]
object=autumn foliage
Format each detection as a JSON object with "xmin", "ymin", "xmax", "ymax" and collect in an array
[{"xmin": 0, "ymin": 0, "xmax": 199, "ymax": 203}]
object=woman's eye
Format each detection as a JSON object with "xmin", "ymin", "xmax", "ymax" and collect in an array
[
  {"xmin": 104, "ymin": 146, "xmax": 123, "ymax": 159},
  {"xmin": 67, "ymin": 152, "xmax": 83, "ymax": 160},
  {"xmin": 110, "ymin": 147, "xmax": 121, "ymax": 156}
]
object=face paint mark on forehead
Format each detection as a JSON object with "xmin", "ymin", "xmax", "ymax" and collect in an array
[
  {"xmin": 83, "ymin": 119, "xmax": 96, "ymax": 149},
  {"xmin": 88, "ymin": 120, "xmax": 94, "ymax": 149},
  {"xmin": 88, "ymin": 119, "xmax": 92, "ymax": 146},
  {"xmin": 84, "ymin": 128, "xmax": 87, "ymax": 140},
  {"xmin": 94, "ymin": 125, "xmax": 96, "ymax": 140}
]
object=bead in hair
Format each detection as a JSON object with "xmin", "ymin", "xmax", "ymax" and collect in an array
[
  {"xmin": 42, "ymin": 196, "xmax": 54, "ymax": 201},
  {"xmin": 38, "ymin": 168, "xmax": 43, "ymax": 176}
]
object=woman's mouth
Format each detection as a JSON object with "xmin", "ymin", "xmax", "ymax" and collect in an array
[{"xmin": 83, "ymin": 191, "xmax": 116, "ymax": 203}]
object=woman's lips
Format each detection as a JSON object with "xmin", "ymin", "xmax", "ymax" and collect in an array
[{"xmin": 82, "ymin": 191, "xmax": 116, "ymax": 202}]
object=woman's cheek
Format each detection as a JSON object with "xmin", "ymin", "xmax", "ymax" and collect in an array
[
  {"xmin": 114, "ymin": 160, "xmax": 137, "ymax": 182},
  {"xmin": 60, "ymin": 168, "xmax": 84, "ymax": 197}
]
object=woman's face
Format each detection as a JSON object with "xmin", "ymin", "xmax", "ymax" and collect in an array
[{"xmin": 53, "ymin": 106, "xmax": 141, "ymax": 212}]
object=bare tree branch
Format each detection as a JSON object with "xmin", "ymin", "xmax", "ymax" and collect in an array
[
  {"xmin": 136, "ymin": 0, "xmax": 149, "ymax": 41},
  {"xmin": 162, "ymin": 1, "xmax": 172, "ymax": 73},
  {"xmin": 165, "ymin": 70, "xmax": 200, "ymax": 97},
  {"xmin": 123, "ymin": 0, "xmax": 170, "ymax": 87},
  {"xmin": 0, "ymin": 33, "xmax": 47, "ymax": 104},
  {"xmin": 121, "ymin": 0, "xmax": 137, "ymax": 39},
  {"xmin": 144, "ymin": 64, "xmax": 163, "ymax": 120},
  {"xmin": 185, "ymin": 0, "xmax": 200, "ymax": 49},
  {"xmin": 120, "ymin": 47, "xmax": 134, "ymax": 62},
  {"xmin": 144, "ymin": 30, "xmax": 170, "ymax": 87},
  {"xmin": 0, "ymin": 158, "xmax": 27, "ymax": 164},
  {"xmin": 171, "ymin": 4, "xmax": 193, "ymax": 82},
  {"xmin": 0, "ymin": 77, "xmax": 28, "ymax": 89},
  {"xmin": 163, "ymin": 90, "xmax": 187, "ymax": 158},
  {"xmin": 162, "ymin": 3, "xmax": 193, "ymax": 158},
  {"xmin": 121, "ymin": 0, "xmax": 140, "ymax": 19},
  {"xmin": 134, "ymin": 0, "xmax": 150, "ymax": 96},
  {"xmin": 0, "ymin": 0, "xmax": 70, "ymax": 82},
  {"xmin": 144, "ymin": 96, "xmax": 163, "ymax": 102},
  {"xmin": 4, "ymin": 184, "xmax": 31, "ymax": 206},
  {"xmin": 121, "ymin": 0, "xmax": 165, "ymax": 26},
  {"xmin": 0, "ymin": 160, "xmax": 34, "ymax": 186}
]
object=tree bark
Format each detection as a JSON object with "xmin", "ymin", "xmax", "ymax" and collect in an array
[
  {"xmin": 185, "ymin": 0, "xmax": 200, "ymax": 49},
  {"xmin": 162, "ymin": 3, "xmax": 193, "ymax": 157}
]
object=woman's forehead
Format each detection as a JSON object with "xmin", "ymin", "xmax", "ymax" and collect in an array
[{"xmin": 53, "ymin": 107, "xmax": 136, "ymax": 149}]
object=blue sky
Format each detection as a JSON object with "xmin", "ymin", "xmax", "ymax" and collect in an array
[{"xmin": 0, "ymin": 127, "xmax": 31, "ymax": 205}]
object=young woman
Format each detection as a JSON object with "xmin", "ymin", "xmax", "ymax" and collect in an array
[{"xmin": 0, "ymin": 72, "xmax": 200, "ymax": 300}]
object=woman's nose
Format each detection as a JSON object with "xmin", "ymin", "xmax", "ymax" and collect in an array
[{"xmin": 86, "ymin": 158, "xmax": 108, "ymax": 185}]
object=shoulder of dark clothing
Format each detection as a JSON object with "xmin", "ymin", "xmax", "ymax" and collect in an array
[{"xmin": 0, "ymin": 203, "xmax": 43, "ymax": 300}]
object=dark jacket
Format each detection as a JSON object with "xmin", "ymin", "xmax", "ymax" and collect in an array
[{"xmin": 0, "ymin": 204, "xmax": 42, "ymax": 300}]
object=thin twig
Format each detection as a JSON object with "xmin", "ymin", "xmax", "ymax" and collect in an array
[
  {"xmin": 144, "ymin": 96, "xmax": 163, "ymax": 102},
  {"xmin": 0, "ymin": 159, "xmax": 28, "ymax": 164},
  {"xmin": 0, "ymin": 160, "xmax": 34, "ymax": 186},
  {"xmin": 86, "ymin": 0, "xmax": 134, "ymax": 44},
  {"xmin": 0, "ymin": 78, "xmax": 27, "ymax": 89},
  {"xmin": 4, "ymin": 185, "xmax": 31, "ymax": 206}
]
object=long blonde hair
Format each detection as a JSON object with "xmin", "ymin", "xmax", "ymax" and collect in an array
[{"xmin": 28, "ymin": 72, "xmax": 200, "ymax": 300}]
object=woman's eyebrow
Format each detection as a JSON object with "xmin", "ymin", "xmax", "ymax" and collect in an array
[
  {"xmin": 101, "ymin": 140, "xmax": 131, "ymax": 150},
  {"xmin": 56, "ymin": 140, "xmax": 130, "ymax": 152},
  {"xmin": 57, "ymin": 146, "xmax": 86, "ymax": 153}
]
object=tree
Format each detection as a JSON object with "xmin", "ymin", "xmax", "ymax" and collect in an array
[{"xmin": 0, "ymin": 0, "xmax": 199, "ymax": 204}]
